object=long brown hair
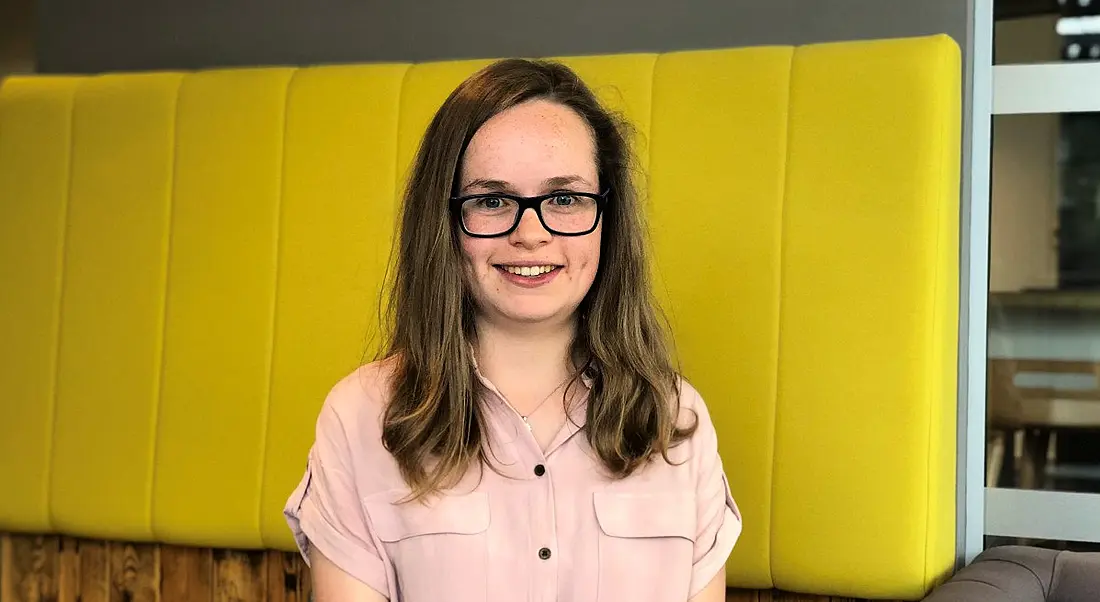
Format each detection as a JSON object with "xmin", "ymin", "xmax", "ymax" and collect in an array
[{"xmin": 378, "ymin": 58, "xmax": 695, "ymax": 500}]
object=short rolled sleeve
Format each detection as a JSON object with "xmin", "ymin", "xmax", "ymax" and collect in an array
[
  {"xmin": 284, "ymin": 401, "xmax": 390, "ymax": 597},
  {"xmin": 686, "ymin": 388, "xmax": 743, "ymax": 597}
]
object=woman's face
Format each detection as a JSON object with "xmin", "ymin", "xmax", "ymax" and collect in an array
[{"xmin": 456, "ymin": 99, "xmax": 602, "ymax": 329}]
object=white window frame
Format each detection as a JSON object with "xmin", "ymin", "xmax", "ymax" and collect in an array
[
  {"xmin": 961, "ymin": 0, "xmax": 994, "ymax": 566},
  {"xmin": 976, "ymin": 9, "xmax": 1100, "ymax": 549}
]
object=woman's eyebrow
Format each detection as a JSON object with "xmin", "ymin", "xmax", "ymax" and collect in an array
[
  {"xmin": 543, "ymin": 175, "xmax": 591, "ymax": 189},
  {"xmin": 459, "ymin": 175, "xmax": 593, "ymax": 195},
  {"xmin": 460, "ymin": 178, "xmax": 515, "ymax": 194}
]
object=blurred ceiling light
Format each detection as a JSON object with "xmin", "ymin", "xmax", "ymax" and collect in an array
[{"xmin": 1057, "ymin": 15, "xmax": 1100, "ymax": 35}]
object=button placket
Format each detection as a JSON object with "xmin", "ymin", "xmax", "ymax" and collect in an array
[{"xmin": 531, "ymin": 455, "xmax": 557, "ymax": 600}]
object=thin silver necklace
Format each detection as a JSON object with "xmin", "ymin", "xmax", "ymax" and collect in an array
[{"xmin": 516, "ymin": 376, "xmax": 572, "ymax": 430}]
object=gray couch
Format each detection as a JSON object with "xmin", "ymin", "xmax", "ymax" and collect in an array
[{"xmin": 924, "ymin": 546, "xmax": 1100, "ymax": 602}]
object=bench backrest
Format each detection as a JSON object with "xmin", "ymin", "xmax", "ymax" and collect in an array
[{"xmin": 0, "ymin": 34, "xmax": 960, "ymax": 599}]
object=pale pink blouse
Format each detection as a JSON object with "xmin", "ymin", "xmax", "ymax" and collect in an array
[{"xmin": 284, "ymin": 359, "xmax": 742, "ymax": 602}]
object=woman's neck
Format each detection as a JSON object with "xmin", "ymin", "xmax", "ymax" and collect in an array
[{"xmin": 473, "ymin": 314, "xmax": 578, "ymax": 403}]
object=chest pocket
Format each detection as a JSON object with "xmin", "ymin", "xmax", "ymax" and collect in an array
[
  {"xmin": 364, "ymin": 491, "xmax": 490, "ymax": 602},
  {"xmin": 593, "ymin": 491, "xmax": 697, "ymax": 602}
]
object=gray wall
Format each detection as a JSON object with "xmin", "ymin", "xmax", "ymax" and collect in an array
[
  {"xmin": 37, "ymin": 0, "xmax": 968, "ymax": 73},
  {"xmin": 1, "ymin": 0, "xmax": 34, "ymax": 75}
]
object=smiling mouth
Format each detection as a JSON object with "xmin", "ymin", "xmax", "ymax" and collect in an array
[{"xmin": 496, "ymin": 264, "xmax": 561, "ymax": 278}]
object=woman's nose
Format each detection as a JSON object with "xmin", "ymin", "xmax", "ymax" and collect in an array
[{"xmin": 510, "ymin": 207, "xmax": 552, "ymax": 246}]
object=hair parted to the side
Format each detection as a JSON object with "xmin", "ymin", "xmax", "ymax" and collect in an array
[{"xmin": 377, "ymin": 58, "xmax": 696, "ymax": 501}]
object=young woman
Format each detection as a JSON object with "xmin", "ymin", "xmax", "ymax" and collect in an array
[{"xmin": 285, "ymin": 58, "xmax": 741, "ymax": 602}]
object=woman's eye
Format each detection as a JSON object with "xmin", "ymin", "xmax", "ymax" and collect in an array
[
  {"xmin": 478, "ymin": 197, "xmax": 503, "ymax": 209},
  {"xmin": 550, "ymin": 194, "xmax": 575, "ymax": 206}
]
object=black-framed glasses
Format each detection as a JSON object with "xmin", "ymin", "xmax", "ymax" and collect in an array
[{"xmin": 449, "ymin": 190, "xmax": 608, "ymax": 238}]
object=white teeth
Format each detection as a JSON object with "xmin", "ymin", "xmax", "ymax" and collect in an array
[{"xmin": 503, "ymin": 265, "xmax": 556, "ymax": 277}]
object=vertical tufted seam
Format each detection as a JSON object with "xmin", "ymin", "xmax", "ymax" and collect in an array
[
  {"xmin": 149, "ymin": 72, "xmax": 186, "ymax": 539},
  {"xmin": 45, "ymin": 78, "xmax": 81, "ymax": 532},
  {"xmin": 769, "ymin": 46, "xmax": 798, "ymax": 583},
  {"xmin": 256, "ymin": 66, "xmax": 299, "ymax": 545}
]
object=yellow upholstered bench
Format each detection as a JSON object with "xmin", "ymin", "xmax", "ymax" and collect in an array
[{"xmin": 0, "ymin": 34, "xmax": 960, "ymax": 600}]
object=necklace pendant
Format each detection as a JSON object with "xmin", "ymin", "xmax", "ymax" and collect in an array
[{"xmin": 522, "ymin": 415, "xmax": 532, "ymax": 430}]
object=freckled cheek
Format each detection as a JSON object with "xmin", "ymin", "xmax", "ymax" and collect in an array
[
  {"xmin": 460, "ymin": 240, "xmax": 486, "ymax": 272},
  {"xmin": 565, "ymin": 242, "xmax": 601, "ymax": 282},
  {"xmin": 460, "ymin": 239, "xmax": 509, "ymax": 296}
]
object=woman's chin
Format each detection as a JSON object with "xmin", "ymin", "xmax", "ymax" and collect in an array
[{"xmin": 493, "ymin": 304, "xmax": 574, "ymax": 327}]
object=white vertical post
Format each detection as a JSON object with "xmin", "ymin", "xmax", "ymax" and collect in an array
[{"xmin": 960, "ymin": 0, "xmax": 994, "ymax": 567}]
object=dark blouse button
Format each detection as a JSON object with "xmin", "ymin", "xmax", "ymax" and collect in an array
[
  {"xmin": 538, "ymin": 547, "xmax": 552, "ymax": 560},
  {"xmin": 534, "ymin": 464, "xmax": 546, "ymax": 476}
]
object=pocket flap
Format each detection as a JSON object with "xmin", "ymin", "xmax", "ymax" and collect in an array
[
  {"xmin": 364, "ymin": 491, "xmax": 491, "ymax": 542},
  {"xmin": 593, "ymin": 491, "xmax": 696, "ymax": 541}
]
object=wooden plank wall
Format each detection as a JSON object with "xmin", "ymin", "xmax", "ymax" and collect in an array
[
  {"xmin": 0, "ymin": 535, "xmax": 309, "ymax": 602},
  {"xmin": 0, "ymin": 533, "xmax": 892, "ymax": 602}
]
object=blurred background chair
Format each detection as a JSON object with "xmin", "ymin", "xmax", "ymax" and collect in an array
[{"xmin": 987, "ymin": 358, "xmax": 1100, "ymax": 492}]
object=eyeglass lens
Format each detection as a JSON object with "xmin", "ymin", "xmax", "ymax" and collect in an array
[{"xmin": 461, "ymin": 194, "xmax": 598, "ymax": 235}]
